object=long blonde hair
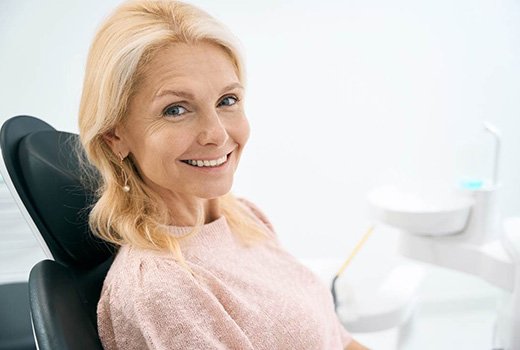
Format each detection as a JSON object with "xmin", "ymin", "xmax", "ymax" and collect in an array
[{"xmin": 78, "ymin": 0, "xmax": 268, "ymax": 276}]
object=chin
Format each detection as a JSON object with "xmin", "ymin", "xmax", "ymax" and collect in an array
[{"xmin": 195, "ymin": 183, "xmax": 233, "ymax": 200}]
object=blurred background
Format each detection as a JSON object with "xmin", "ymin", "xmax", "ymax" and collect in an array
[{"xmin": 0, "ymin": 0, "xmax": 519, "ymax": 349}]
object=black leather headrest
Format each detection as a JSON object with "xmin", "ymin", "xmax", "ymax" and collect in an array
[{"xmin": 1, "ymin": 116, "xmax": 114, "ymax": 269}]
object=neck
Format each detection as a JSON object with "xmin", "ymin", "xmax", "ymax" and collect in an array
[
  {"xmin": 203, "ymin": 199, "xmax": 222, "ymax": 224},
  {"xmin": 167, "ymin": 197, "xmax": 221, "ymax": 226}
]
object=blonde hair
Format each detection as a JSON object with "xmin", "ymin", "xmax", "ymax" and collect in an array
[{"xmin": 78, "ymin": 0, "xmax": 268, "ymax": 276}]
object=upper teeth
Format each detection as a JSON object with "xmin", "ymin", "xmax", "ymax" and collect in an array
[{"xmin": 185, "ymin": 154, "xmax": 227, "ymax": 167}]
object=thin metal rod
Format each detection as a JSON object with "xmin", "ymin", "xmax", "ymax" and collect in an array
[{"xmin": 331, "ymin": 225, "xmax": 375, "ymax": 311}]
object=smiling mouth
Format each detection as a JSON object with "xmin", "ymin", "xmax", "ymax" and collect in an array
[{"xmin": 181, "ymin": 152, "xmax": 230, "ymax": 168}]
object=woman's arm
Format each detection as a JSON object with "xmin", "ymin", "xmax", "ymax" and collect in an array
[{"xmin": 346, "ymin": 339, "xmax": 370, "ymax": 350}]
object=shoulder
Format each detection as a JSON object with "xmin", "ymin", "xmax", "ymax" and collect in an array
[
  {"xmin": 97, "ymin": 245, "xmax": 195, "ymax": 348},
  {"xmin": 99, "ymin": 245, "xmax": 200, "ymax": 317},
  {"xmin": 98, "ymin": 245, "xmax": 221, "ymax": 330},
  {"xmin": 101, "ymin": 244, "xmax": 195, "ymax": 294}
]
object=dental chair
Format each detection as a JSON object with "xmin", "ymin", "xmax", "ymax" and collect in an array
[
  {"xmin": 0, "ymin": 282, "xmax": 35, "ymax": 350},
  {"xmin": 0, "ymin": 115, "xmax": 115, "ymax": 350}
]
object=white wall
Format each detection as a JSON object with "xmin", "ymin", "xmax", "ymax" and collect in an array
[{"xmin": 1, "ymin": 0, "xmax": 519, "ymax": 270}]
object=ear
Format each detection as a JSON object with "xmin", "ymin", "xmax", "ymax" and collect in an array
[{"xmin": 102, "ymin": 126, "xmax": 129, "ymax": 158}]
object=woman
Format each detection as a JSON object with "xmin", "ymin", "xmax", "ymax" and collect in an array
[{"xmin": 78, "ymin": 0, "xmax": 368, "ymax": 349}]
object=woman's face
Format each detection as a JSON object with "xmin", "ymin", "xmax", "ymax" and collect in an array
[{"xmin": 105, "ymin": 42, "xmax": 249, "ymax": 218}]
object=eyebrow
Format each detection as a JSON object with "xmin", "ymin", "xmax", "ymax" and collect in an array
[{"xmin": 154, "ymin": 82, "xmax": 244, "ymax": 101}]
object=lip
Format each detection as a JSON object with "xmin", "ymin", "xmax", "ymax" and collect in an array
[{"xmin": 179, "ymin": 146, "xmax": 237, "ymax": 162}]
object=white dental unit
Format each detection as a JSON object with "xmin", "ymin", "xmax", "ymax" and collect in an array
[{"xmin": 363, "ymin": 122, "xmax": 519, "ymax": 349}]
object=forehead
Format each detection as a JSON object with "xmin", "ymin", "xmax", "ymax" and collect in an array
[{"xmin": 139, "ymin": 41, "xmax": 239, "ymax": 94}]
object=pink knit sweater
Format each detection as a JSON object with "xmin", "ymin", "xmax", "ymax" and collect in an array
[{"xmin": 97, "ymin": 199, "xmax": 352, "ymax": 349}]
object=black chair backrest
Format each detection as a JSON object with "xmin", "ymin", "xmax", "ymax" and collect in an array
[
  {"xmin": 0, "ymin": 115, "xmax": 113, "ymax": 268},
  {"xmin": 0, "ymin": 115, "xmax": 115, "ymax": 350}
]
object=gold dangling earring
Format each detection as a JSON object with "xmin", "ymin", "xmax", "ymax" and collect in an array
[{"xmin": 118, "ymin": 152, "xmax": 130, "ymax": 192}]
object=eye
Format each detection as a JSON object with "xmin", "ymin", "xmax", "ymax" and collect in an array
[
  {"xmin": 218, "ymin": 95, "xmax": 238, "ymax": 107},
  {"xmin": 163, "ymin": 105, "xmax": 188, "ymax": 118}
]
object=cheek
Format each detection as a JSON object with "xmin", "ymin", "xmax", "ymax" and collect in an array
[
  {"xmin": 129, "ymin": 131, "xmax": 188, "ymax": 174},
  {"xmin": 233, "ymin": 117, "xmax": 250, "ymax": 147}
]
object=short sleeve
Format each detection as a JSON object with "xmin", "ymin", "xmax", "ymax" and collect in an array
[{"xmin": 97, "ymin": 253, "xmax": 255, "ymax": 350}]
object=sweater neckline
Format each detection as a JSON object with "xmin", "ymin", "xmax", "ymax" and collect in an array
[{"xmin": 166, "ymin": 216, "xmax": 230, "ymax": 243}]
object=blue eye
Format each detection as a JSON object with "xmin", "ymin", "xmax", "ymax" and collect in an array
[
  {"xmin": 218, "ymin": 96, "xmax": 238, "ymax": 107},
  {"xmin": 163, "ymin": 105, "xmax": 187, "ymax": 117}
]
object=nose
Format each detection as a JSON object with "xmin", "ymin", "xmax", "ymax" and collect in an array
[{"xmin": 196, "ymin": 110, "xmax": 229, "ymax": 147}]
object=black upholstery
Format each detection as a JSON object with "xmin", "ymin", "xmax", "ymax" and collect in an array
[
  {"xmin": 1, "ymin": 116, "xmax": 113, "ymax": 267},
  {"xmin": 0, "ymin": 115, "xmax": 115, "ymax": 350},
  {"xmin": 28, "ymin": 259, "xmax": 113, "ymax": 350},
  {"xmin": 0, "ymin": 282, "xmax": 35, "ymax": 350}
]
